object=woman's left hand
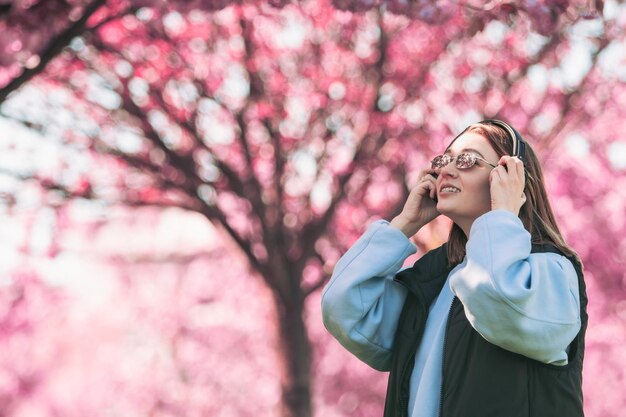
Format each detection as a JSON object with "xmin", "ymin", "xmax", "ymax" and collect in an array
[{"xmin": 490, "ymin": 156, "xmax": 527, "ymax": 216}]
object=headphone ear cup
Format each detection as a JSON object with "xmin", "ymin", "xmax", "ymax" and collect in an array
[{"xmin": 517, "ymin": 140, "xmax": 526, "ymax": 164}]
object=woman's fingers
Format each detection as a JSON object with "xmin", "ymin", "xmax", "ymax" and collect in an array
[
  {"xmin": 419, "ymin": 173, "xmax": 437, "ymax": 199},
  {"xmin": 490, "ymin": 156, "xmax": 527, "ymax": 215},
  {"xmin": 416, "ymin": 170, "xmax": 437, "ymax": 189},
  {"xmin": 500, "ymin": 155, "xmax": 524, "ymax": 174},
  {"xmin": 514, "ymin": 157, "xmax": 525, "ymax": 177},
  {"xmin": 491, "ymin": 164, "xmax": 505, "ymax": 180},
  {"xmin": 417, "ymin": 168, "xmax": 438, "ymax": 181},
  {"xmin": 496, "ymin": 156, "xmax": 525, "ymax": 186}
]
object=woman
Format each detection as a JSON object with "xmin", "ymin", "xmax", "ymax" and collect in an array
[{"xmin": 321, "ymin": 120, "xmax": 587, "ymax": 417}]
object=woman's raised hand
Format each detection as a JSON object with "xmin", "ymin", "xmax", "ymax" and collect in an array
[
  {"xmin": 490, "ymin": 156, "xmax": 526, "ymax": 215},
  {"xmin": 390, "ymin": 169, "xmax": 440, "ymax": 237}
]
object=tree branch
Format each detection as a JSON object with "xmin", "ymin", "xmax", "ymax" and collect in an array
[
  {"xmin": 0, "ymin": 0, "xmax": 108, "ymax": 104},
  {"xmin": 298, "ymin": 9, "xmax": 389, "ymax": 272},
  {"xmin": 302, "ymin": 251, "xmax": 329, "ymax": 297},
  {"xmin": 535, "ymin": 33, "xmax": 611, "ymax": 153}
]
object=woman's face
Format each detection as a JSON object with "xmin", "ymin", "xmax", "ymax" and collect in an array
[{"xmin": 435, "ymin": 131, "xmax": 500, "ymax": 233}]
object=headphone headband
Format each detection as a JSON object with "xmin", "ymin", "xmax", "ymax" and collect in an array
[
  {"xmin": 445, "ymin": 119, "xmax": 527, "ymax": 164},
  {"xmin": 480, "ymin": 119, "xmax": 527, "ymax": 163}
]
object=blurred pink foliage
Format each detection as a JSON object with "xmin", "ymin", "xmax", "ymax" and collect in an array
[
  {"xmin": 1, "ymin": 0, "xmax": 625, "ymax": 416},
  {"xmin": 0, "ymin": 215, "xmax": 284, "ymax": 416}
]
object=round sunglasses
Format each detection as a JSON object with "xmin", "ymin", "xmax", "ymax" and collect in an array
[{"xmin": 430, "ymin": 153, "xmax": 498, "ymax": 173}]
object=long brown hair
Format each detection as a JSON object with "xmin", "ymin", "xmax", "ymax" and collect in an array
[{"xmin": 446, "ymin": 122, "xmax": 580, "ymax": 265}]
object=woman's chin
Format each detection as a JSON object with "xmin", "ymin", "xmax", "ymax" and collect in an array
[
  {"xmin": 436, "ymin": 200, "xmax": 453, "ymax": 217},
  {"xmin": 436, "ymin": 203, "xmax": 466, "ymax": 226}
]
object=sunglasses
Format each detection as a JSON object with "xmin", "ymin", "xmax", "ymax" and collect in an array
[{"xmin": 430, "ymin": 153, "xmax": 498, "ymax": 173}]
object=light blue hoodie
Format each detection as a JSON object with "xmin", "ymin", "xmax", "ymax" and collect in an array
[{"xmin": 321, "ymin": 210, "xmax": 581, "ymax": 417}]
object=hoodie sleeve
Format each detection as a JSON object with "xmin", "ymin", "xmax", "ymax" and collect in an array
[
  {"xmin": 449, "ymin": 210, "xmax": 581, "ymax": 365},
  {"xmin": 321, "ymin": 220, "xmax": 417, "ymax": 371}
]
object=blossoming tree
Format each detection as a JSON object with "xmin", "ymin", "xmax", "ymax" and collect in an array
[{"xmin": 1, "ymin": 1, "xmax": 625, "ymax": 416}]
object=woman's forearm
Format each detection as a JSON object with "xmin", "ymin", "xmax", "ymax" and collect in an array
[{"xmin": 321, "ymin": 220, "xmax": 416, "ymax": 371}]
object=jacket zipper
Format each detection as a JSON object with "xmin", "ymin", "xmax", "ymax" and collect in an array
[
  {"xmin": 438, "ymin": 296, "xmax": 458, "ymax": 417},
  {"xmin": 395, "ymin": 266, "xmax": 456, "ymax": 417}
]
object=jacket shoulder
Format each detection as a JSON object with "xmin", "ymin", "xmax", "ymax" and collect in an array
[{"xmin": 394, "ymin": 243, "xmax": 450, "ymax": 299}]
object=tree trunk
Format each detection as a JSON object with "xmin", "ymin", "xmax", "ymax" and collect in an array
[{"xmin": 273, "ymin": 293, "xmax": 313, "ymax": 417}]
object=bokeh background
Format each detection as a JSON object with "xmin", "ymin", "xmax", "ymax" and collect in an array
[{"xmin": 1, "ymin": 1, "xmax": 625, "ymax": 416}]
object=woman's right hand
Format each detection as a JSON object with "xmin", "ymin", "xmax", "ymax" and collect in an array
[{"xmin": 390, "ymin": 169, "xmax": 440, "ymax": 237}]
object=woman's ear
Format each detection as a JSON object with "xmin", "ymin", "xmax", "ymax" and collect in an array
[{"xmin": 521, "ymin": 193, "xmax": 527, "ymax": 205}]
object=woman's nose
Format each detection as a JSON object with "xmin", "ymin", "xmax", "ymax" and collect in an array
[{"xmin": 438, "ymin": 161, "xmax": 459, "ymax": 177}]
